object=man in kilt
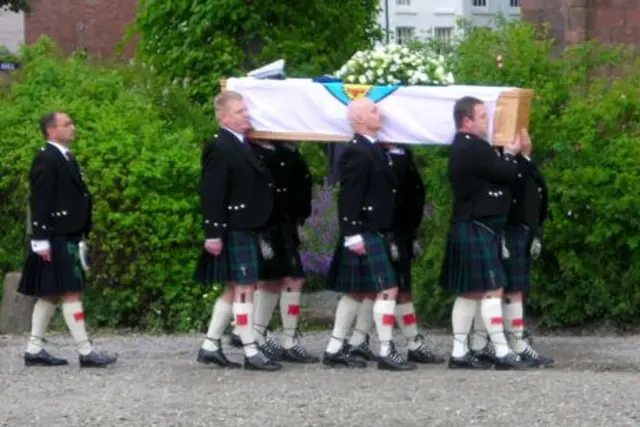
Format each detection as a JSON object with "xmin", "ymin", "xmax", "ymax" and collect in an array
[
  {"xmin": 19, "ymin": 111, "xmax": 117, "ymax": 368},
  {"xmin": 470, "ymin": 129, "xmax": 553, "ymax": 367},
  {"xmin": 344, "ymin": 143, "xmax": 445, "ymax": 365},
  {"xmin": 322, "ymin": 98, "xmax": 415, "ymax": 371},
  {"xmin": 227, "ymin": 140, "xmax": 317, "ymax": 363},
  {"xmin": 194, "ymin": 90, "xmax": 281, "ymax": 371},
  {"xmin": 439, "ymin": 96, "xmax": 530, "ymax": 370}
]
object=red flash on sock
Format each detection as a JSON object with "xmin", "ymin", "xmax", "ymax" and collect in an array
[
  {"xmin": 490, "ymin": 317, "xmax": 503, "ymax": 325},
  {"xmin": 287, "ymin": 304, "xmax": 300, "ymax": 316},
  {"xmin": 512, "ymin": 318, "xmax": 525, "ymax": 327},
  {"xmin": 73, "ymin": 312, "xmax": 85, "ymax": 322},
  {"xmin": 402, "ymin": 313, "xmax": 417, "ymax": 325},
  {"xmin": 235, "ymin": 314, "xmax": 248, "ymax": 326},
  {"xmin": 382, "ymin": 314, "xmax": 395, "ymax": 326}
]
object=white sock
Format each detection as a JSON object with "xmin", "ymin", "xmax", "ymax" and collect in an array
[
  {"xmin": 326, "ymin": 295, "xmax": 361, "ymax": 354},
  {"xmin": 279, "ymin": 290, "xmax": 302, "ymax": 349},
  {"xmin": 233, "ymin": 302, "xmax": 258, "ymax": 357},
  {"xmin": 201, "ymin": 298, "xmax": 233, "ymax": 352},
  {"xmin": 470, "ymin": 305, "xmax": 489, "ymax": 351},
  {"xmin": 373, "ymin": 299, "xmax": 396, "ymax": 357},
  {"xmin": 480, "ymin": 297, "xmax": 510, "ymax": 358},
  {"xmin": 503, "ymin": 299, "xmax": 527, "ymax": 353},
  {"xmin": 26, "ymin": 299, "xmax": 57, "ymax": 354},
  {"xmin": 62, "ymin": 301, "xmax": 93, "ymax": 356},
  {"xmin": 395, "ymin": 302, "xmax": 420, "ymax": 351},
  {"xmin": 348, "ymin": 298, "xmax": 374, "ymax": 347},
  {"xmin": 451, "ymin": 297, "xmax": 478, "ymax": 358},
  {"xmin": 253, "ymin": 290, "xmax": 279, "ymax": 345}
]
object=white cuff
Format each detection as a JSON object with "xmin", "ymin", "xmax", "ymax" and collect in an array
[
  {"xmin": 31, "ymin": 240, "xmax": 50, "ymax": 252},
  {"xmin": 206, "ymin": 238, "xmax": 222, "ymax": 243},
  {"xmin": 344, "ymin": 234, "xmax": 363, "ymax": 248}
]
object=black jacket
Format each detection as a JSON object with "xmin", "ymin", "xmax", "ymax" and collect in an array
[
  {"xmin": 28, "ymin": 143, "xmax": 92, "ymax": 240},
  {"xmin": 337, "ymin": 134, "xmax": 398, "ymax": 236},
  {"xmin": 387, "ymin": 145, "xmax": 425, "ymax": 238},
  {"xmin": 508, "ymin": 155, "xmax": 549, "ymax": 237},
  {"xmin": 200, "ymin": 128, "xmax": 275, "ymax": 239},
  {"xmin": 448, "ymin": 132, "xmax": 519, "ymax": 223}
]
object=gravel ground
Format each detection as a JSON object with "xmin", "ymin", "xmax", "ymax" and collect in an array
[{"xmin": 1, "ymin": 330, "xmax": 640, "ymax": 427}]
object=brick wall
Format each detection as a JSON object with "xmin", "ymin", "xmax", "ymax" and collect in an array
[
  {"xmin": 24, "ymin": 0, "xmax": 137, "ymax": 59},
  {"xmin": 521, "ymin": 0, "xmax": 640, "ymax": 49}
]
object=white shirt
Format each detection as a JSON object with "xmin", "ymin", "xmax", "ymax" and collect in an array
[{"xmin": 31, "ymin": 141, "xmax": 72, "ymax": 253}]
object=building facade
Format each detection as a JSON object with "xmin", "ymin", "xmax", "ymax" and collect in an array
[
  {"xmin": 0, "ymin": 10, "xmax": 24, "ymax": 53},
  {"xmin": 377, "ymin": 0, "xmax": 521, "ymax": 44}
]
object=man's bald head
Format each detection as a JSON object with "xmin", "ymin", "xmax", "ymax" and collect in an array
[{"xmin": 347, "ymin": 98, "xmax": 382, "ymax": 137}]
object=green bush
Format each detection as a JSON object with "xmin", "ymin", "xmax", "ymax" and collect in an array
[
  {"xmin": 407, "ymin": 17, "xmax": 640, "ymax": 328},
  {"xmin": 0, "ymin": 37, "xmax": 221, "ymax": 332}
]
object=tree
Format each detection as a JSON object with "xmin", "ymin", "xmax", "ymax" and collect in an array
[
  {"xmin": 130, "ymin": 0, "xmax": 382, "ymax": 107},
  {"xmin": 0, "ymin": 0, "xmax": 30, "ymax": 12}
]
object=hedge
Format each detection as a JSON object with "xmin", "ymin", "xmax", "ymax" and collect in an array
[{"xmin": 2, "ymin": 16, "xmax": 640, "ymax": 332}]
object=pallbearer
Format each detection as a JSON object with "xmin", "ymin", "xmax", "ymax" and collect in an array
[
  {"xmin": 322, "ymin": 98, "xmax": 414, "ymax": 371},
  {"xmin": 439, "ymin": 96, "xmax": 529, "ymax": 370}
]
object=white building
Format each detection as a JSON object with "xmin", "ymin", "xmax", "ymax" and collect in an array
[
  {"xmin": 0, "ymin": 10, "xmax": 25, "ymax": 54},
  {"xmin": 377, "ymin": 0, "xmax": 521, "ymax": 45}
]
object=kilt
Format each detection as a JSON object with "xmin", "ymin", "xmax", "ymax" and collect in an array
[
  {"xmin": 439, "ymin": 216, "xmax": 508, "ymax": 294},
  {"xmin": 503, "ymin": 224, "xmax": 532, "ymax": 293},
  {"xmin": 194, "ymin": 230, "xmax": 261, "ymax": 285},
  {"xmin": 259, "ymin": 221, "xmax": 305, "ymax": 280},
  {"xmin": 389, "ymin": 230, "xmax": 414, "ymax": 293},
  {"xmin": 18, "ymin": 236, "xmax": 85, "ymax": 297},
  {"xmin": 325, "ymin": 232, "xmax": 397, "ymax": 294}
]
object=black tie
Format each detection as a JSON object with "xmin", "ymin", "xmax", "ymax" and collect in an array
[{"xmin": 66, "ymin": 152, "xmax": 82, "ymax": 178}]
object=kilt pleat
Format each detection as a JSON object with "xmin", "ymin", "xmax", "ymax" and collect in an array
[
  {"xmin": 259, "ymin": 221, "xmax": 305, "ymax": 280},
  {"xmin": 439, "ymin": 216, "xmax": 508, "ymax": 294},
  {"xmin": 194, "ymin": 230, "xmax": 260, "ymax": 286},
  {"xmin": 325, "ymin": 232, "xmax": 397, "ymax": 293},
  {"xmin": 18, "ymin": 237, "xmax": 85, "ymax": 297},
  {"xmin": 503, "ymin": 224, "xmax": 531, "ymax": 293}
]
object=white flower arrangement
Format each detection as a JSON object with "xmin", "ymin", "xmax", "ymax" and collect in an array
[{"xmin": 335, "ymin": 43, "xmax": 455, "ymax": 86}]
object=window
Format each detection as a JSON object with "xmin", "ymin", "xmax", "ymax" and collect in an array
[
  {"xmin": 434, "ymin": 27, "xmax": 453, "ymax": 44},
  {"xmin": 509, "ymin": 0, "xmax": 519, "ymax": 6},
  {"xmin": 396, "ymin": 0, "xmax": 411, "ymax": 5},
  {"xmin": 472, "ymin": 0, "xmax": 487, "ymax": 6},
  {"xmin": 395, "ymin": 26, "xmax": 415, "ymax": 45}
]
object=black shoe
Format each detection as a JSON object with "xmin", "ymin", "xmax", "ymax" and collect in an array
[
  {"xmin": 346, "ymin": 334, "xmax": 378, "ymax": 362},
  {"xmin": 228, "ymin": 333, "xmax": 243, "ymax": 348},
  {"xmin": 377, "ymin": 344, "xmax": 416, "ymax": 371},
  {"xmin": 517, "ymin": 346, "xmax": 554, "ymax": 367},
  {"xmin": 197, "ymin": 347, "xmax": 241, "ymax": 368},
  {"xmin": 244, "ymin": 351, "xmax": 282, "ymax": 371},
  {"xmin": 448, "ymin": 352, "xmax": 492, "ymax": 370},
  {"xmin": 258, "ymin": 340, "xmax": 284, "ymax": 363},
  {"xmin": 322, "ymin": 346, "xmax": 367, "ymax": 368},
  {"xmin": 79, "ymin": 351, "xmax": 118, "ymax": 368},
  {"xmin": 281, "ymin": 344, "xmax": 319, "ymax": 364},
  {"xmin": 471, "ymin": 344, "xmax": 499, "ymax": 366},
  {"xmin": 407, "ymin": 335, "xmax": 446, "ymax": 364},
  {"xmin": 493, "ymin": 351, "xmax": 532, "ymax": 370},
  {"xmin": 24, "ymin": 349, "xmax": 68, "ymax": 367}
]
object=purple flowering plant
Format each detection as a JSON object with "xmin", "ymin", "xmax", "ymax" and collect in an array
[{"xmin": 299, "ymin": 182, "xmax": 340, "ymax": 276}]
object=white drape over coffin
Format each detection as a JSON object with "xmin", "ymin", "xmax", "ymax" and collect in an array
[{"xmin": 225, "ymin": 77, "xmax": 531, "ymax": 145}]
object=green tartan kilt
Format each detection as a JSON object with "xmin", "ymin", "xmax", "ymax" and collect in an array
[
  {"xmin": 18, "ymin": 236, "xmax": 85, "ymax": 297},
  {"xmin": 194, "ymin": 230, "xmax": 260, "ymax": 285},
  {"xmin": 439, "ymin": 217, "xmax": 508, "ymax": 294},
  {"xmin": 503, "ymin": 224, "xmax": 532, "ymax": 293},
  {"xmin": 325, "ymin": 232, "xmax": 397, "ymax": 293}
]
